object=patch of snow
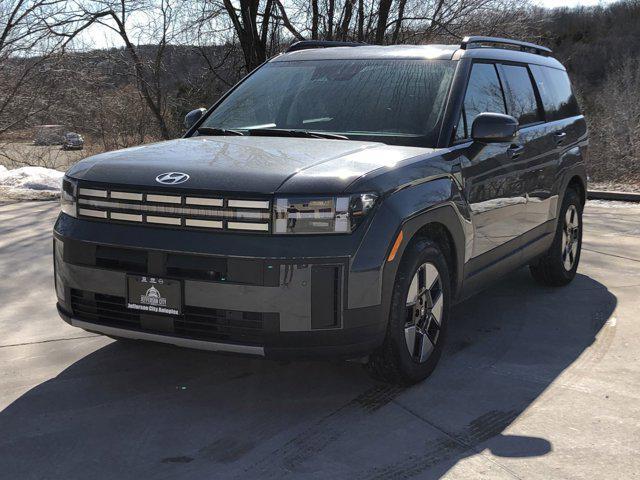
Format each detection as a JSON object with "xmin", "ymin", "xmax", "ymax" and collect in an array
[{"xmin": 0, "ymin": 166, "xmax": 64, "ymax": 200}]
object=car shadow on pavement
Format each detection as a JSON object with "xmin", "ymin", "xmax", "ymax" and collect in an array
[{"xmin": 0, "ymin": 269, "xmax": 616, "ymax": 479}]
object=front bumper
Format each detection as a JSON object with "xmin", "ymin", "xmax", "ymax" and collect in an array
[
  {"xmin": 54, "ymin": 214, "xmax": 388, "ymax": 359},
  {"xmin": 58, "ymin": 304, "xmax": 266, "ymax": 356}
]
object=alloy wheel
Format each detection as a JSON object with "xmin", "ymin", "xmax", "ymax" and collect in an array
[
  {"xmin": 404, "ymin": 262, "xmax": 443, "ymax": 363},
  {"xmin": 562, "ymin": 204, "xmax": 580, "ymax": 271}
]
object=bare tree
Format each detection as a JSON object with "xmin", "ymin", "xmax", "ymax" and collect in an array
[
  {"xmin": 218, "ymin": 0, "xmax": 275, "ymax": 71},
  {"xmin": 80, "ymin": 0, "xmax": 180, "ymax": 139},
  {"xmin": 4, "ymin": 0, "xmax": 637, "ymax": 188},
  {"xmin": 0, "ymin": 0, "xmax": 102, "ymax": 136},
  {"xmin": 588, "ymin": 57, "xmax": 640, "ymax": 181}
]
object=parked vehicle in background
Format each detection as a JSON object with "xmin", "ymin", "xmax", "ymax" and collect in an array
[
  {"xmin": 34, "ymin": 125, "xmax": 65, "ymax": 146},
  {"xmin": 62, "ymin": 132, "xmax": 84, "ymax": 150},
  {"xmin": 54, "ymin": 36, "xmax": 587, "ymax": 385}
]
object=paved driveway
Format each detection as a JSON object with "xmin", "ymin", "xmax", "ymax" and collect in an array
[{"xmin": 1, "ymin": 200, "xmax": 639, "ymax": 479}]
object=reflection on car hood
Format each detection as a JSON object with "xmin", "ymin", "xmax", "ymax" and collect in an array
[{"xmin": 67, "ymin": 136, "xmax": 434, "ymax": 194}]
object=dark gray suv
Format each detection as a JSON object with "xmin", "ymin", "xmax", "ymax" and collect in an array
[{"xmin": 54, "ymin": 36, "xmax": 587, "ymax": 384}]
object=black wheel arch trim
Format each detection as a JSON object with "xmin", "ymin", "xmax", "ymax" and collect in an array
[
  {"xmin": 558, "ymin": 162, "xmax": 587, "ymax": 215},
  {"xmin": 379, "ymin": 202, "xmax": 467, "ymax": 329}
]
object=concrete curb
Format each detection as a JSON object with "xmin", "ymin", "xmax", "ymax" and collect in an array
[{"xmin": 587, "ymin": 190, "xmax": 640, "ymax": 202}]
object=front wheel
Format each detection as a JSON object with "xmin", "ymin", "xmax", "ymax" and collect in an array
[
  {"xmin": 529, "ymin": 188, "xmax": 583, "ymax": 286},
  {"xmin": 367, "ymin": 238, "xmax": 450, "ymax": 385}
]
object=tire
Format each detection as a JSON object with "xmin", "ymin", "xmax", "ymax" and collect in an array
[
  {"xmin": 367, "ymin": 238, "xmax": 450, "ymax": 385},
  {"xmin": 529, "ymin": 188, "xmax": 583, "ymax": 287}
]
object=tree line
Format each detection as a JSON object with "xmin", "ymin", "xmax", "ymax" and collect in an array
[{"xmin": 0, "ymin": 0, "xmax": 639, "ymax": 182}]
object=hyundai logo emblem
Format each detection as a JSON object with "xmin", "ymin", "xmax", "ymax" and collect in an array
[{"xmin": 156, "ymin": 172, "xmax": 190, "ymax": 185}]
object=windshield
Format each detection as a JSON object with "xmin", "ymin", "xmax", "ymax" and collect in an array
[{"xmin": 201, "ymin": 59, "xmax": 455, "ymax": 147}]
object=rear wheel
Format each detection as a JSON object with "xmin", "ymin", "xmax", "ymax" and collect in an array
[
  {"xmin": 529, "ymin": 188, "xmax": 583, "ymax": 286},
  {"xmin": 367, "ymin": 238, "xmax": 450, "ymax": 385}
]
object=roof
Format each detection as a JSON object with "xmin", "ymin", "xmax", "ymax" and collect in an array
[
  {"xmin": 272, "ymin": 43, "xmax": 565, "ymax": 70},
  {"xmin": 272, "ymin": 44, "xmax": 459, "ymax": 62},
  {"xmin": 455, "ymin": 47, "xmax": 565, "ymax": 69}
]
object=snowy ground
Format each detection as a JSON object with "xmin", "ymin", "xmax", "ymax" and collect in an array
[{"xmin": 0, "ymin": 166, "xmax": 64, "ymax": 201}]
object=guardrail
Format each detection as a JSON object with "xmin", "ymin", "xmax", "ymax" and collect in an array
[{"xmin": 587, "ymin": 190, "xmax": 640, "ymax": 202}]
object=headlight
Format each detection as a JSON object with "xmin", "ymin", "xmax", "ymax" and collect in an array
[
  {"xmin": 274, "ymin": 193, "xmax": 378, "ymax": 234},
  {"xmin": 60, "ymin": 176, "xmax": 77, "ymax": 218}
]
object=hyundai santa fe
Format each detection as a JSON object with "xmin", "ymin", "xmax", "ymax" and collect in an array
[{"xmin": 54, "ymin": 36, "xmax": 587, "ymax": 384}]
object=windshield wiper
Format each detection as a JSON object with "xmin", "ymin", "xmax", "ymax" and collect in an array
[
  {"xmin": 196, "ymin": 127, "xmax": 244, "ymax": 136},
  {"xmin": 246, "ymin": 128, "xmax": 348, "ymax": 140}
]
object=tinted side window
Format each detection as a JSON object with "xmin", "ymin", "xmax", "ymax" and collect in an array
[
  {"xmin": 530, "ymin": 65, "xmax": 580, "ymax": 121},
  {"xmin": 456, "ymin": 63, "xmax": 506, "ymax": 140},
  {"xmin": 500, "ymin": 64, "xmax": 542, "ymax": 126}
]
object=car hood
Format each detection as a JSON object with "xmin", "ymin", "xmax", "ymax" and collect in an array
[{"xmin": 67, "ymin": 136, "xmax": 434, "ymax": 194}]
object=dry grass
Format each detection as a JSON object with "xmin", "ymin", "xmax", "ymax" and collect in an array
[{"xmin": 0, "ymin": 141, "xmax": 95, "ymax": 172}]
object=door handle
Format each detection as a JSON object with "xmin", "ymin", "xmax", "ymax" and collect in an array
[
  {"xmin": 554, "ymin": 132, "xmax": 567, "ymax": 145},
  {"xmin": 507, "ymin": 144, "xmax": 524, "ymax": 159}
]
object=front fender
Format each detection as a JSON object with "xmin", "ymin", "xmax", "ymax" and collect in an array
[{"xmin": 348, "ymin": 176, "xmax": 470, "ymax": 320}]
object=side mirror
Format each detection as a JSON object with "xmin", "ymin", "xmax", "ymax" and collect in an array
[
  {"xmin": 184, "ymin": 108, "xmax": 206, "ymax": 129},
  {"xmin": 471, "ymin": 113, "xmax": 518, "ymax": 143}
]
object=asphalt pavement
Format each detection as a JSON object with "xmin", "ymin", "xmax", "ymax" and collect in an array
[{"xmin": 1, "ymin": 200, "xmax": 638, "ymax": 479}]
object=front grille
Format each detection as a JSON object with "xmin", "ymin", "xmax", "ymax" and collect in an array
[
  {"xmin": 70, "ymin": 289, "xmax": 267, "ymax": 345},
  {"xmin": 71, "ymin": 290, "xmax": 139, "ymax": 329},
  {"xmin": 76, "ymin": 185, "xmax": 271, "ymax": 233},
  {"xmin": 174, "ymin": 306, "xmax": 264, "ymax": 344}
]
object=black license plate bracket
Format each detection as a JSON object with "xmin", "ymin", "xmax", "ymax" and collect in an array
[{"xmin": 126, "ymin": 275, "xmax": 182, "ymax": 316}]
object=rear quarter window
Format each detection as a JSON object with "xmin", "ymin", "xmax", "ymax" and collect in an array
[{"xmin": 530, "ymin": 65, "xmax": 581, "ymax": 121}]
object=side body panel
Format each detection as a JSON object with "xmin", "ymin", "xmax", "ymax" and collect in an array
[
  {"xmin": 362, "ymin": 61, "xmax": 589, "ymax": 306},
  {"xmin": 521, "ymin": 120, "xmax": 562, "ymax": 232},
  {"xmin": 458, "ymin": 141, "xmax": 528, "ymax": 258},
  {"xmin": 444, "ymin": 57, "xmax": 588, "ymax": 300}
]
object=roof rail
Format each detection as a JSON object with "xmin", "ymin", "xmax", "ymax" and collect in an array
[
  {"xmin": 460, "ymin": 36, "xmax": 552, "ymax": 56},
  {"xmin": 286, "ymin": 40, "xmax": 367, "ymax": 53}
]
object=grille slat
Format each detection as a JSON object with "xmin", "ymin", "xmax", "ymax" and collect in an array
[
  {"xmin": 174, "ymin": 323, "xmax": 263, "ymax": 343},
  {"xmin": 70, "ymin": 291, "xmax": 127, "ymax": 307},
  {"xmin": 70, "ymin": 289, "xmax": 266, "ymax": 345},
  {"xmin": 77, "ymin": 185, "xmax": 271, "ymax": 233},
  {"xmin": 74, "ymin": 310, "xmax": 140, "ymax": 326},
  {"xmin": 73, "ymin": 303, "xmax": 140, "ymax": 320}
]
